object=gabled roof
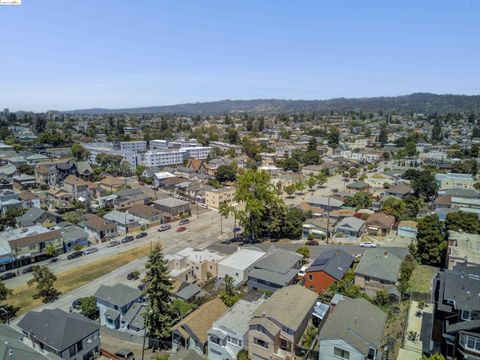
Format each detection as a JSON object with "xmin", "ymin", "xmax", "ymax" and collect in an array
[
  {"xmin": 94, "ymin": 284, "xmax": 142, "ymax": 308},
  {"xmin": 319, "ymin": 298, "xmax": 387, "ymax": 356},
  {"xmin": 387, "ymin": 183, "xmax": 412, "ymax": 195},
  {"xmin": 365, "ymin": 212, "xmax": 395, "ymax": 229},
  {"xmin": 306, "ymin": 248, "xmax": 354, "ymax": 280},
  {"xmin": 17, "ymin": 309, "xmax": 99, "ymax": 352},
  {"xmin": 335, "ymin": 216, "xmax": 365, "ymax": 233},
  {"xmin": 355, "ymin": 248, "xmax": 402, "ymax": 282},
  {"xmin": 0, "ymin": 325, "xmax": 54, "ymax": 360}
]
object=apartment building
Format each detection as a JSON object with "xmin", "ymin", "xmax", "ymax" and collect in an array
[
  {"xmin": 205, "ymin": 187, "xmax": 236, "ymax": 209},
  {"xmin": 119, "ymin": 140, "xmax": 147, "ymax": 152},
  {"xmin": 436, "ymin": 173, "xmax": 476, "ymax": 191}
]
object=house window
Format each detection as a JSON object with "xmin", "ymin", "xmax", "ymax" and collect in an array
[
  {"xmin": 308, "ymin": 274, "xmax": 313, "ymax": 281},
  {"xmin": 209, "ymin": 336, "xmax": 221, "ymax": 345},
  {"xmin": 256, "ymin": 325, "xmax": 267, "ymax": 334},
  {"xmin": 254, "ymin": 338, "xmax": 269, "ymax": 349},
  {"xmin": 461, "ymin": 310, "xmax": 471, "ymax": 320},
  {"xmin": 194, "ymin": 339, "xmax": 199, "ymax": 348},
  {"xmin": 364, "ymin": 276, "xmax": 370, "ymax": 283},
  {"xmin": 333, "ymin": 347, "xmax": 350, "ymax": 359},
  {"xmin": 69, "ymin": 345, "xmax": 77, "ymax": 357},
  {"xmin": 76, "ymin": 340, "xmax": 83, "ymax": 352}
]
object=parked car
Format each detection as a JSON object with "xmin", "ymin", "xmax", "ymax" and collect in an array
[
  {"xmin": 135, "ymin": 232, "xmax": 147, "ymax": 239},
  {"xmin": 360, "ymin": 241, "xmax": 377, "ymax": 248},
  {"xmin": 67, "ymin": 251, "xmax": 83, "ymax": 260},
  {"xmin": 198, "ymin": 203, "xmax": 208, "ymax": 209},
  {"xmin": 305, "ymin": 240, "xmax": 319, "ymax": 246},
  {"xmin": 158, "ymin": 224, "xmax": 171, "ymax": 232},
  {"xmin": 297, "ymin": 266, "xmax": 308, "ymax": 278},
  {"xmin": 72, "ymin": 298, "xmax": 82, "ymax": 310},
  {"xmin": 0, "ymin": 272, "xmax": 16, "ymax": 280},
  {"xmin": 127, "ymin": 271, "xmax": 140, "ymax": 280},
  {"xmin": 121, "ymin": 235, "xmax": 135, "ymax": 243},
  {"xmin": 176, "ymin": 226, "xmax": 187, "ymax": 233},
  {"xmin": 49, "ymin": 257, "xmax": 59, "ymax": 263},
  {"xmin": 115, "ymin": 350, "xmax": 135, "ymax": 360},
  {"xmin": 107, "ymin": 240, "xmax": 121, "ymax": 247},
  {"xmin": 21, "ymin": 265, "xmax": 35, "ymax": 274},
  {"xmin": 137, "ymin": 283, "xmax": 146, "ymax": 291},
  {"xmin": 179, "ymin": 219, "xmax": 190, "ymax": 226},
  {"xmin": 83, "ymin": 247, "xmax": 99, "ymax": 255}
]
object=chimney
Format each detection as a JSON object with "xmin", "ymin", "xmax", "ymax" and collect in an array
[{"xmin": 384, "ymin": 251, "xmax": 388, "ymax": 258}]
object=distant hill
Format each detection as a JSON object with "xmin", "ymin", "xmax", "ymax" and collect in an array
[{"xmin": 65, "ymin": 93, "xmax": 480, "ymax": 115}]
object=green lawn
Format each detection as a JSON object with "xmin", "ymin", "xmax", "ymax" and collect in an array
[{"xmin": 407, "ymin": 264, "xmax": 439, "ymax": 294}]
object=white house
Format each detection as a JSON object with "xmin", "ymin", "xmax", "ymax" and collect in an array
[
  {"xmin": 208, "ymin": 295, "xmax": 265, "ymax": 360},
  {"xmin": 217, "ymin": 248, "xmax": 265, "ymax": 287}
]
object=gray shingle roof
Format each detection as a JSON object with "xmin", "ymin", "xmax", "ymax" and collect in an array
[
  {"xmin": 94, "ymin": 284, "xmax": 142, "ymax": 308},
  {"xmin": 319, "ymin": 298, "xmax": 387, "ymax": 356},
  {"xmin": 306, "ymin": 248, "xmax": 354, "ymax": 280},
  {"xmin": 0, "ymin": 325, "xmax": 55, "ymax": 360},
  {"xmin": 355, "ymin": 248, "xmax": 402, "ymax": 282},
  {"xmin": 441, "ymin": 265, "xmax": 480, "ymax": 312},
  {"xmin": 252, "ymin": 247, "xmax": 302, "ymax": 274},
  {"xmin": 17, "ymin": 309, "xmax": 99, "ymax": 352}
]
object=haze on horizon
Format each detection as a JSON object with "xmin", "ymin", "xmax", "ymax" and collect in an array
[{"xmin": 1, "ymin": 0, "xmax": 479, "ymax": 112}]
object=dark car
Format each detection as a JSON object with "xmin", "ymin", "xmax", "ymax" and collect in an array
[
  {"xmin": 176, "ymin": 226, "xmax": 187, "ymax": 233},
  {"xmin": 67, "ymin": 251, "xmax": 83, "ymax": 260},
  {"xmin": 127, "ymin": 271, "xmax": 140, "ymax": 280},
  {"xmin": 158, "ymin": 224, "xmax": 171, "ymax": 232},
  {"xmin": 137, "ymin": 283, "xmax": 146, "ymax": 291},
  {"xmin": 179, "ymin": 219, "xmax": 190, "ymax": 226},
  {"xmin": 135, "ymin": 232, "xmax": 147, "ymax": 239},
  {"xmin": 305, "ymin": 240, "xmax": 319, "ymax": 246},
  {"xmin": 21, "ymin": 266, "xmax": 35, "ymax": 274},
  {"xmin": 49, "ymin": 257, "xmax": 59, "ymax": 263},
  {"xmin": 72, "ymin": 298, "xmax": 82, "ymax": 310},
  {"xmin": 0, "ymin": 272, "xmax": 16, "ymax": 280},
  {"xmin": 121, "ymin": 235, "xmax": 135, "ymax": 244},
  {"xmin": 115, "ymin": 350, "xmax": 135, "ymax": 360}
]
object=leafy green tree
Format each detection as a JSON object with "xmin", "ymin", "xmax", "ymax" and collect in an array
[
  {"xmin": 45, "ymin": 244, "xmax": 57, "ymax": 257},
  {"xmin": 257, "ymin": 117, "xmax": 265, "ymax": 132},
  {"xmin": 225, "ymin": 128, "xmax": 240, "ymax": 144},
  {"xmin": 302, "ymin": 150, "xmax": 320, "ymax": 165},
  {"xmin": 296, "ymin": 246, "xmax": 310, "ymax": 261},
  {"xmin": 327, "ymin": 128, "xmax": 340, "ymax": 148},
  {"xmin": 378, "ymin": 126, "xmax": 388, "ymax": 145},
  {"xmin": 372, "ymin": 289, "xmax": 388, "ymax": 306},
  {"xmin": 71, "ymin": 144, "xmax": 90, "ymax": 161},
  {"xmin": 404, "ymin": 170, "xmax": 437, "ymax": 199},
  {"xmin": 216, "ymin": 164, "xmax": 237, "ymax": 183},
  {"xmin": 316, "ymin": 172, "xmax": 327, "ymax": 187},
  {"xmin": 280, "ymin": 157, "xmax": 301, "ymax": 172},
  {"xmin": 398, "ymin": 254, "xmax": 416, "ymax": 293},
  {"xmin": 445, "ymin": 211, "xmax": 480, "ymax": 234},
  {"xmin": 284, "ymin": 184, "xmax": 296, "ymax": 197},
  {"xmin": 295, "ymin": 181, "xmax": 306, "ymax": 194},
  {"xmin": 411, "ymin": 214, "xmax": 446, "ymax": 266},
  {"xmin": 79, "ymin": 296, "xmax": 98, "ymax": 319},
  {"xmin": 237, "ymin": 349, "xmax": 251, "ymax": 360},
  {"xmin": 0, "ymin": 280, "xmax": 12, "ymax": 304},
  {"xmin": 422, "ymin": 354, "xmax": 445, "ymax": 360},
  {"xmin": 234, "ymin": 169, "xmax": 282, "ymax": 240},
  {"xmin": 307, "ymin": 176, "xmax": 317, "ymax": 192},
  {"xmin": 219, "ymin": 274, "xmax": 240, "ymax": 307},
  {"xmin": 283, "ymin": 208, "xmax": 308, "ymax": 239},
  {"xmin": 135, "ymin": 164, "xmax": 146, "ymax": 179},
  {"xmin": 404, "ymin": 195, "xmax": 423, "ymax": 219},
  {"xmin": 144, "ymin": 244, "xmax": 173, "ymax": 339},
  {"xmin": 381, "ymin": 197, "xmax": 407, "ymax": 221},
  {"xmin": 27, "ymin": 266, "xmax": 59, "ymax": 303},
  {"xmin": 344, "ymin": 192, "xmax": 372, "ymax": 209},
  {"xmin": 17, "ymin": 164, "xmax": 34, "ymax": 175}
]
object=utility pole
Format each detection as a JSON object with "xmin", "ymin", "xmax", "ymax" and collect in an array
[{"xmin": 326, "ymin": 195, "xmax": 330, "ymax": 244}]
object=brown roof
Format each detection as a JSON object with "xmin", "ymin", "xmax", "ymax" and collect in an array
[
  {"xmin": 330, "ymin": 209, "xmax": 356, "ymax": 217},
  {"xmin": 160, "ymin": 177, "xmax": 185, "ymax": 186},
  {"xmin": 387, "ymin": 183, "xmax": 412, "ymax": 195},
  {"xmin": 187, "ymin": 159, "xmax": 205, "ymax": 171},
  {"xmin": 99, "ymin": 176, "xmax": 125, "ymax": 187},
  {"xmin": 128, "ymin": 204, "xmax": 161, "ymax": 219},
  {"xmin": 18, "ymin": 191, "xmax": 39, "ymax": 201},
  {"xmin": 84, "ymin": 214, "xmax": 116, "ymax": 231},
  {"xmin": 35, "ymin": 164, "xmax": 50, "ymax": 175},
  {"xmin": 435, "ymin": 195, "xmax": 452, "ymax": 206},
  {"xmin": 365, "ymin": 212, "xmax": 395, "ymax": 229},
  {"xmin": 64, "ymin": 175, "xmax": 87, "ymax": 186},
  {"xmin": 8, "ymin": 230, "xmax": 62, "ymax": 248},
  {"xmin": 298, "ymin": 201, "xmax": 325, "ymax": 214},
  {"xmin": 172, "ymin": 298, "xmax": 228, "ymax": 344}
]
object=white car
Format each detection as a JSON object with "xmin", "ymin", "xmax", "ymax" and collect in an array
[
  {"xmin": 198, "ymin": 203, "xmax": 208, "ymax": 209},
  {"xmin": 83, "ymin": 246, "xmax": 99, "ymax": 255},
  {"xmin": 297, "ymin": 266, "xmax": 308, "ymax": 278},
  {"xmin": 360, "ymin": 241, "xmax": 377, "ymax": 248}
]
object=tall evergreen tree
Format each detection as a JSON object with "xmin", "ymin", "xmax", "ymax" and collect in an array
[{"xmin": 144, "ymin": 244, "xmax": 173, "ymax": 339}]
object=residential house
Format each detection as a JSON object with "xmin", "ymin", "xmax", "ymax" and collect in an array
[
  {"xmin": 172, "ymin": 298, "xmax": 229, "ymax": 354},
  {"xmin": 304, "ymin": 196, "xmax": 344, "ymax": 211},
  {"xmin": 55, "ymin": 222, "xmax": 89, "ymax": 253},
  {"xmin": 153, "ymin": 197, "xmax": 191, "ymax": 221},
  {"xmin": 94, "ymin": 284, "xmax": 145, "ymax": 332},
  {"xmin": 186, "ymin": 159, "xmax": 208, "ymax": 174},
  {"xmin": 16, "ymin": 207, "xmax": 62, "ymax": 228},
  {"xmin": 433, "ymin": 265, "xmax": 480, "ymax": 359},
  {"xmin": 83, "ymin": 214, "xmax": 117, "ymax": 241},
  {"xmin": 346, "ymin": 181, "xmax": 370, "ymax": 192},
  {"xmin": 247, "ymin": 248, "xmax": 303, "ymax": 292},
  {"xmin": 385, "ymin": 183, "xmax": 413, "ymax": 199},
  {"xmin": 208, "ymin": 294, "xmax": 266, "ymax": 360},
  {"xmin": 364, "ymin": 173, "xmax": 395, "ymax": 189},
  {"xmin": 12, "ymin": 174, "xmax": 36, "ymax": 190},
  {"xmin": 365, "ymin": 213, "xmax": 395, "ymax": 236},
  {"xmin": 218, "ymin": 248, "xmax": 266, "ymax": 287},
  {"xmin": 318, "ymin": 298, "xmax": 387, "ymax": 360},
  {"xmin": 113, "ymin": 188, "xmax": 150, "ymax": 210},
  {"xmin": 18, "ymin": 309, "xmax": 100, "ymax": 360},
  {"xmin": 435, "ymin": 173, "xmax": 476, "ymax": 191},
  {"xmin": 0, "ymin": 188, "xmax": 21, "ymax": 214},
  {"xmin": 50, "ymin": 162, "xmax": 78, "ymax": 187},
  {"xmin": 18, "ymin": 190, "xmax": 41, "ymax": 209},
  {"xmin": 176, "ymin": 246, "xmax": 226, "ymax": 284},
  {"xmin": 304, "ymin": 249, "xmax": 354, "ymax": 293},
  {"xmin": 205, "ymin": 187, "xmax": 236, "ymax": 209},
  {"xmin": 98, "ymin": 175, "xmax": 125, "ymax": 192},
  {"xmin": 397, "ymin": 220, "xmax": 418, "ymax": 239},
  {"xmin": 103, "ymin": 210, "xmax": 146, "ymax": 234},
  {"xmin": 0, "ymin": 324, "xmax": 57, "ymax": 360},
  {"xmin": 248, "ymin": 285, "xmax": 318, "ymax": 360},
  {"xmin": 302, "ymin": 217, "xmax": 337, "ymax": 239},
  {"xmin": 166, "ymin": 253, "xmax": 194, "ymax": 290},
  {"xmin": 76, "ymin": 161, "xmax": 93, "ymax": 179},
  {"xmin": 446, "ymin": 230, "xmax": 480, "ymax": 269},
  {"xmin": 8, "ymin": 228, "xmax": 64, "ymax": 263},
  {"xmin": 63, "ymin": 175, "xmax": 88, "ymax": 200},
  {"xmin": 334, "ymin": 216, "xmax": 365, "ymax": 239},
  {"xmin": 354, "ymin": 248, "xmax": 402, "ymax": 296},
  {"xmin": 301, "ymin": 164, "xmax": 325, "ymax": 177},
  {"xmin": 127, "ymin": 204, "xmax": 162, "ymax": 226},
  {"xmin": 175, "ymin": 282, "xmax": 205, "ymax": 302}
]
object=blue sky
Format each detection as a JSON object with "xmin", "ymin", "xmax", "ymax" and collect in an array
[{"xmin": 1, "ymin": 0, "xmax": 479, "ymax": 111}]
